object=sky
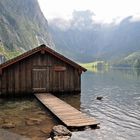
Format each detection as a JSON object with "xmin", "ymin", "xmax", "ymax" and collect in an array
[{"xmin": 38, "ymin": 0, "xmax": 140, "ymax": 23}]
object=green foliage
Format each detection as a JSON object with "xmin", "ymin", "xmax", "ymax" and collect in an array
[
  {"xmin": 113, "ymin": 52, "xmax": 140, "ymax": 68},
  {"xmin": 134, "ymin": 59, "xmax": 140, "ymax": 68},
  {"xmin": 0, "ymin": 43, "xmax": 21, "ymax": 60},
  {"xmin": 80, "ymin": 61, "xmax": 109, "ymax": 71}
]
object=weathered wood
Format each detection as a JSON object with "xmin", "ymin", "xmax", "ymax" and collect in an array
[
  {"xmin": 54, "ymin": 66, "xmax": 66, "ymax": 72},
  {"xmin": 0, "ymin": 69, "xmax": 2, "ymax": 75},
  {"xmin": 15, "ymin": 64, "xmax": 19, "ymax": 93},
  {"xmin": 35, "ymin": 93, "xmax": 99, "ymax": 128},
  {"xmin": 0, "ymin": 45, "xmax": 86, "ymax": 95},
  {"xmin": 41, "ymin": 49, "xmax": 45, "ymax": 54},
  {"xmin": 2, "ymin": 70, "xmax": 6, "ymax": 94}
]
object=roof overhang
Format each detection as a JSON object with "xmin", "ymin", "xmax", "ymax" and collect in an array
[{"xmin": 0, "ymin": 44, "xmax": 87, "ymax": 72}]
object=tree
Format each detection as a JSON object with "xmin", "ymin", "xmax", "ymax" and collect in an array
[{"xmin": 134, "ymin": 59, "xmax": 140, "ymax": 68}]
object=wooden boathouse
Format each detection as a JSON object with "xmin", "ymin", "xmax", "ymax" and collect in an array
[
  {"xmin": 0, "ymin": 44, "xmax": 99, "ymax": 129},
  {"xmin": 0, "ymin": 44, "xmax": 86, "ymax": 96}
]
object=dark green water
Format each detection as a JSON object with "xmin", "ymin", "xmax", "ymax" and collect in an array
[{"xmin": 0, "ymin": 68, "xmax": 140, "ymax": 140}]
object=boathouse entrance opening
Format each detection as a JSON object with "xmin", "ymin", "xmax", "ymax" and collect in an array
[{"xmin": 32, "ymin": 68, "xmax": 48, "ymax": 92}]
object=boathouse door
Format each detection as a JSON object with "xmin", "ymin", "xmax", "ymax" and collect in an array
[{"xmin": 32, "ymin": 68, "xmax": 48, "ymax": 92}]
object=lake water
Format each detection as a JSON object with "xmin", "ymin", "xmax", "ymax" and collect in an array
[
  {"xmin": 72, "ymin": 68, "xmax": 140, "ymax": 140},
  {"xmin": 0, "ymin": 68, "xmax": 140, "ymax": 140}
]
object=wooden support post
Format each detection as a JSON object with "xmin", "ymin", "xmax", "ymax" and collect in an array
[
  {"xmin": 0, "ymin": 69, "xmax": 2, "ymax": 76},
  {"xmin": 78, "ymin": 69, "xmax": 82, "ymax": 75}
]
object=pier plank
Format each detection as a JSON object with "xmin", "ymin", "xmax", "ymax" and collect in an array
[{"xmin": 35, "ymin": 93, "xmax": 99, "ymax": 128}]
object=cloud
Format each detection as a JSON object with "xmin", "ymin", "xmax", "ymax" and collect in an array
[
  {"xmin": 130, "ymin": 14, "xmax": 140, "ymax": 22},
  {"xmin": 38, "ymin": 0, "xmax": 140, "ymax": 23},
  {"xmin": 49, "ymin": 18, "xmax": 71, "ymax": 30}
]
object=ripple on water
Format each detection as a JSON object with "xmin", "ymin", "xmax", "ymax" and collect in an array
[
  {"xmin": 80, "ymin": 70, "xmax": 140, "ymax": 140},
  {"xmin": 1, "ymin": 69, "xmax": 140, "ymax": 140}
]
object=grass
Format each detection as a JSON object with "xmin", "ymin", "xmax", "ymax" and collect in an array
[
  {"xmin": 0, "ymin": 43, "xmax": 21, "ymax": 60},
  {"xmin": 80, "ymin": 61, "xmax": 109, "ymax": 72},
  {"xmin": 80, "ymin": 62, "xmax": 97, "ymax": 71}
]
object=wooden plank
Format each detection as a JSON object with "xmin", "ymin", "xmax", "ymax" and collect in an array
[
  {"xmin": 32, "ymin": 68, "xmax": 48, "ymax": 92},
  {"xmin": 35, "ymin": 93, "xmax": 99, "ymax": 128},
  {"xmin": 54, "ymin": 66, "xmax": 66, "ymax": 72},
  {"xmin": 8, "ymin": 68, "xmax": 12, "ymax": 93},
  {"xmin": 0, "ymin": 76, "xmax": 1, "ymax": 94},
  {"xmin": 26, "ymin": 59, "xmax": 32, "ymax": 93},
  {"xmin": 14, "ymin": 64, "xmax": 19, "ymax": 93},
  {"xmin": 21, "ymin": 62, "xmax": 26, "ymax": 93},
  {"xmin": 11, "ymin": 67, "xmax": 15, "ymax": 93},
  {"xmin": 2, "ymin": 70, "xmax": 7, "ymax": 94}
]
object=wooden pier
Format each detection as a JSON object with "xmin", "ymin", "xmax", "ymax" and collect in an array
[{"xmin": 35, "ymin": 93, "xmax": 99, "ymax": 128}]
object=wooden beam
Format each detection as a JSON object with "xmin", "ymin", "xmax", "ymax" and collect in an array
[
  {"xmin": 35, "ymin": 93, "xmax": 99, "ymax": 128},
  {"xmin": 78, "ymin": 69, "xmax": 82, "ymax": 75},
  {"xmin": 54, "ymin": 66, "xmax": 66, "ymax": 72},
  {"xmin": 0, "ymin": 69, "xmax": 2, "ymax": 76},
  {"xmin": 41, "ymin": 49, "xmax": 45, "ymax": 54}
]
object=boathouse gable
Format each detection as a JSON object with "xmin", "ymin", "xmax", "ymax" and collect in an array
[{"xmin": 0, "ymin": 44, "xmax": 86, "ymax": 95}]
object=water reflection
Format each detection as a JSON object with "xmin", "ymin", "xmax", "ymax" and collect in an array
[
  {"xmin": 79, "ymin": 68, "xmax": 140, "ymax": 140},
  {"xmin": 112, "ymin": 68, "xmax": 140, "ymax": 78},
  {"xmin": 92, "ymin": 65, "xmax": 109, "ymax": 73},
  {"xmin": 91, "ymin": 65, "xmax": 140, "ymax": 79},
  {"xmin": 55, "ymin": 93, "xmax": 81, "ymax": 110},
  {"xmin": 135, "ymin": 68, "xmax": 140, "ymax": 77},
  {"xmin": 0, "ymin": 68, "xmax": 140, "ymax": 140}
]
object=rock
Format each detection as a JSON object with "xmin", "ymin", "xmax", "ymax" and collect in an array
[
  {"xmin": 0, "ymin": 129, "xmax": 31, "ymax": 140},
  {"xmin": 2, "ymin": 123, "xmax": 16, "ymax": 129},
  {"xmin": 26, "ymin": 120, "xmax": 35, "ymax": 126},
  {"xmin": 96, "ymin": 96, "xmax": 103, "ymax": 100},
  {"xmin": 20, "ymin": 131, "xmax": 27, "ymax": 135},
  {"xmin": 26, "ymin": 117, "xmax": 42, "ymax": 121},
  {"xmin": 53, "ymin": 136, "xmax": 71, "ymax": 140},
  {"xmin": 26, "ymin": 120, "xmax": 40, "ymax": 126},
  {"xmin": 36, "ymin": 111, "xmax": 46, "ymax": 115},
  {"xmin": 31, "ymin": 136, "xmax": 43, "ymax": 140},
  {"xmin": 25, "ymin": 118, "xmax": 42, "ymax": 126},
  {"xmin": 40, "ymin": 128, "xmax": 51, "ymax": 134},
  {"xmin": 47, "ymin": 138, "xmax": 52, "ymax": 140},
  {"xmin": 3, "ymin": 119, "xmax": 10, "ymax": 123},
  {"xmin": 51, "ymin": 125, "xmax": 72, "ymax": 138},
  {"xmin": 85, "ymin": 126, "xmax": 91, "ymax": 130},
  {"xmin": 0, "ymin": 118, "xmax": 3, "ymax": 124}
]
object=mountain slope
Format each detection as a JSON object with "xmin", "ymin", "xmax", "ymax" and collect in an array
[
  {"xmin": 113, "ymin": 51, "xmax": 140, "ymax": 68},
  {"xmin": 0, "ymin": 0, "xmax": 54, "ymax": 58},
  {"xmin": 49, "ymin": 11, "xmax": 140, "ymax": 62}
]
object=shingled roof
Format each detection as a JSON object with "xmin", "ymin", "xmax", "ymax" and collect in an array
[{"xmin": 0, "ymin": 44, "xmax": 87, "ymax": 72}]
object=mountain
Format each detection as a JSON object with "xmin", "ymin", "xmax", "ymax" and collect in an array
[
  {"xmin": 113, "ymin": 51, "xmax": 140, "ymax": 68},
  {"xmin": 0, "ymin": 0, "xmax": 54, "ymax": 59},
  {"xmin": 0, "ymin": 41, "xmax": 6, "ymax": 63},
  {"xmin": 49, "ymin": 11, "xmax": 140, "ymax": 63}
]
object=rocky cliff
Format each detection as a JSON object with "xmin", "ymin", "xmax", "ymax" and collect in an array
[{"xmin": 0, "ymin": 0, "xmax": 54, "ymax": 58}]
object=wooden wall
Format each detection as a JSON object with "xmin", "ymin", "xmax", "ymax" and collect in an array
[{"xmin": 0, "ymin": 51, "xmax": 81, "ymax": 96}]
